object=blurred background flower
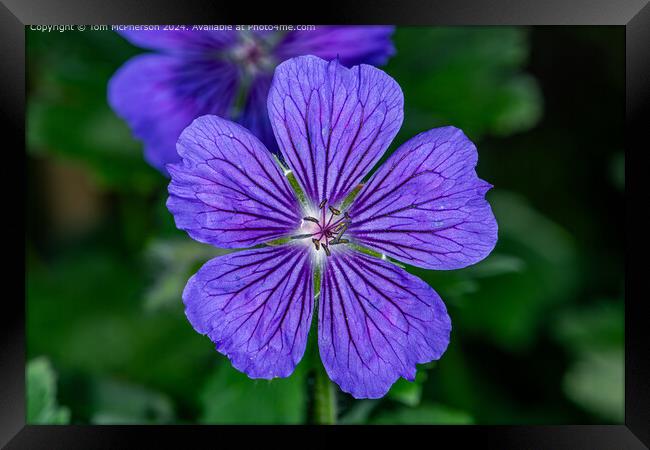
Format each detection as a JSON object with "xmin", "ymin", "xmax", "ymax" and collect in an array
[
  {"xmin": 107, "ymin": 26, "xmax": 395, "ymax": 173},
  {"xmin": 26, "ymin": 26, "xmax": 624, "ymax": 425}
]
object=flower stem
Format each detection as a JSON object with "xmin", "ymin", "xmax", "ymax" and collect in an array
[
  {"xmin": 305, "ymin": 321, "xmax": 336, "ymax": 424},
  {"xmin": 312, "ymin": 360, "xmax": 336, "ymax": 424},
  {"xmin": 306, "ymin": 271, "xmax": 336, "ymax": 424}
]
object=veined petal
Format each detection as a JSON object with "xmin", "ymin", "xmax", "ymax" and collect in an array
[
  {"xmin": 268, "ymin": 55, "xmax": 403, "ymax": 206},
  {"xmin": 274, "ymin": 26, "xmax": 395, "ymax": 67},
  {"xmin": 167, "ymin": 115, "xmax": 302, "ymax": 248},
  {"xmin": 118, "ymin": 28, "xmax": 237, "ymax": 53},
  {"xmin": 184, "ymin": 245, "xmax": 314, "ymax": 378},
  {"xmin": 318, "ymin": 250, "xmax": 451, "ymax": 399},
  {"xmin": 348, "ymin": 126, "xmax": 498, "ymax": 270},
  {"xmin": 108, "ymin": 54, "xmax": 239, "ymax": 172}
]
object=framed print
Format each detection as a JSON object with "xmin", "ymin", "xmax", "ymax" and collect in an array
[{"xmin": 2, "ymin": 0, "xmax": 648, "ymax": 448}]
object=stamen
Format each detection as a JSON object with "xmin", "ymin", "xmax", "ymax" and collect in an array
[
  {"xmin": 322, "ymin": 243, "xmax": 331, "ymax": 257},
  {"xmin": 303, "ymin": 201, "xmax": 353, "ymax": 254},
  {"xmin": 333, "ymin": 223, "xmax": 348, "ymax": 242}
]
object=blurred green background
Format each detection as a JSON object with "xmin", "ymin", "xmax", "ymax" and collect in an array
[{"xmin": 26, "ymin": 26, "xmax": 624, "ymax": 425}]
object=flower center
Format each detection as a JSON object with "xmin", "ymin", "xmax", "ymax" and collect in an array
[
  {"xmin": 229, "ymin": 33, "xmax": 276, "ymax": 75},
  {"xmin": 292, "ymin": 199, "xmax": 352, "ymax": 257}
]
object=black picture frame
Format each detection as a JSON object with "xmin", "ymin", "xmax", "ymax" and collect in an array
[{"xmin": 3, "ymin": 0, "xmax": 647, "ymax": 447}]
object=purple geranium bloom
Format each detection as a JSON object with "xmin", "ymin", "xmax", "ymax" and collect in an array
[
  {"xmin": 167, "ymin": 55, "xmax": 498, "ymax": 399},
  {"xmin": 108, "ymin": 26, "xmax": 395, "ymax": 174}
]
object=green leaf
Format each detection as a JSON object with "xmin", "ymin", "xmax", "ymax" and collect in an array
[
  {"xmin": 386, "ymin": 27, "xmax": 542, "ymax": 145},
  {"xmin": 144, "ymin": 238, "xmax": 231, "ymax": 311},
  {"xmin": 388, "ymin": 379, "xmax": 423, "ymax": 408},
  {"xmin": 461, "ymin": 253, "xmax": 526, "ymax": 278},
  {"xmin": 553, "ymin": 301, "xmax": 624, "ymax": 354},
  {"xmin": 200, "ymin": 362, "xmax": 306, "ymax": 424},
  {"xmin": 27, "ymin": 357, "xmax": 71, "ymax": 424},
  {"xmin": 27, "ymin": 30, "xmax": 160, "ymax": 192},
  {"xmin": 338, "ymin": 400, "xmax": 380, "ymax": 425},
  {"xmin": 563, "ymin": 349, "xmax": 623, "ymax": 422},
  {"xmin": 371, "ymin": 403, "xmax": 474, "ymax": 425},
  {"xmin": 554, "ymin": 301, "xmax": 624, "ymax": 422},
  {"xmin": 387, "ymin": 367, "xmax": 431, "ymax": 407},
  {"xmin": 89, "ymin": 378, "xmax": 175, "ymax": 424},
  {"xmin": 27, "ymin": 246, "xmax": 216, "ymax": 408}
]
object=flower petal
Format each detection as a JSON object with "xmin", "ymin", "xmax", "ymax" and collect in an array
[
  {"xmin": 184, "ymin": 245, "xmax": 314, "ymax": 378},
  {"xmin": 167, "ymin": 115, "xmax": 302, "ymax": 248},
  {"xmin": 274, "ymin": 26, "xmax": 395, "ymax": 67},
  {"xmin": 268, "ymin": 55, "xmax": 403, "ymax": 206},
  {"xmin": 117, "ymin": 28, "xmax": 237, "ymax": 53},
  {"xmin": 108, "ymin": 54, "xmax": 239, "ymax": 173},
  {"xmin": 348, "ymin": 126, "xmax": 498, "ymax": 270},
  {"xmin": 319, "ymin": 250, "xmax": 451, "ymax": 399}
]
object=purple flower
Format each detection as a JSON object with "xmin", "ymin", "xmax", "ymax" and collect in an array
[
  {"xmin": 108, "ymin": 26, "xmax": 395, "ymax": 174},
  {"xmin": 168, "ymin": 55, "xmax": 498, "ymax": 399}
]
